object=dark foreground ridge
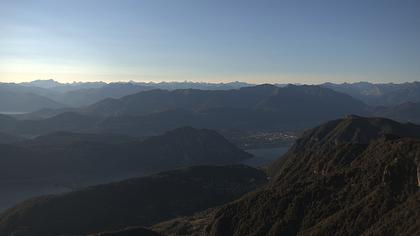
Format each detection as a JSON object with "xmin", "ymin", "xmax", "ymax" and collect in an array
[
  {"xmin": 90, "ymin": 227, "xmax": 163, "ymax": 236},
  {"xmin": 152, "ymin": 116, "xmax": 420, "ymax": 236},
  {"xmin": 0, "ymin": 165, "xmax": 266, "ymax": 236}
]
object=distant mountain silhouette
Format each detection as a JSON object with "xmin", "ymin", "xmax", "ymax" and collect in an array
[
  {"xmin": 0, "ymin": 165, "xmax": 266, "ymax": 236},
  {"xmin": 13, "ymin": 80, "xmax": 253, "ymax": 109},
  {"xmin": 21, "ymin": 79, "xmax": 252, "ymax": 91},
  {"xmin": 20, "ymin": 79, "xmax": 106, "ymax": 91},
  {"xmin": 84, "ymin": 84, "xmax": 366, "ymax": 117},
  {"xmin": 0, "ymin": 84, "xmax": 65, "ymax": 112},
  {"xmin": 151, "ymin": 116, "xmax": 420, "ymax": 235},
  {"xmin": 323, "ymin": 81, "xmax": 420, "ymax": 106},
  {"xmin": 19, "ymin": 79, "xmax": 63, "ymax": 88},
  {"xmin": 2, "ymin": 81, "xmax": 154, "ymax": 110},
  {"xmin": 6, "ymin": 80, "xmax": 420, "ymax": 113},
  {"xmin": 0, "ymin": 84, "xmax": 368, "ymax": 137},
  {"xmin": 76, "ymin": 84, "xmax": 367, "ymax": 135},
  {"xmin": 372, "ymin": 102, "xmax": 420, "ymax": 124},
  {"xmin": 51, "ymin": 83, "xmax": 157, "ymax": 107}
]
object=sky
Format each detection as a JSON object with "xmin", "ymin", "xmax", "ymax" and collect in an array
[{"xmin": 0, "ymin": 0, "xmax": 420, "ymax": 84}]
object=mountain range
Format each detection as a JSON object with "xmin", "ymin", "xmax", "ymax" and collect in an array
[
  {"xmin": 4, "ymin": 80, "xmax": 420, "ymax": 114},
  {"xmin": 0, "ymin": 84, "xmax": 368, "ymax": 137},
  {"xmin": 0, "ymin": 80, "xmax": 254, "ymax": 111},
  {"xmin": 2, "ymin": 116, "xmax": 419, "ymax": 235},
  {"xmin": 322, "ymin": 81, "xmax": 420, "ymax": 106}
]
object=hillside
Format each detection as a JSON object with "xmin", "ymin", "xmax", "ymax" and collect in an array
[
  {"xmin": 0, "ymin": 127, "xmax": 251, "ymax": 182},
  {"xmin": 202, "ymin": 116, "xmax": 420, "ymax": 235},
  {"xmin": 0, "ymin": 165, "xmax": 267, "ymax": 236},
  {"xmin": 0, "ymin": 127, "xmax": 251, "ymax": 213},
  {"xmin": 150, "ymin": 116, "xmax": 420, "ymax": 236}
]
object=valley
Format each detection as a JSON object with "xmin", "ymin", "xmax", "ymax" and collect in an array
[
  {"xmin": 2, "ymin": 1, "xmax": 420, "ymax": 234},
  {"xmin": 0, "ymin": 80, "xmax": 419, "ymax": 236}
]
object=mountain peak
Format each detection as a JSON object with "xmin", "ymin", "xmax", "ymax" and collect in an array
[
  {"xmin": 20, "ymin": 79, "xmax": 61, "ymax": 88},
  {"xmin": 296, "ymin": 116, "xmax": 420, "ymax": 148},
  {"xmin": 203, "ymin": 117, "xmax": 420, "ymax": 236}
]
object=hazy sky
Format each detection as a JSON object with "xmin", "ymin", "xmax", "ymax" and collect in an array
[{"xmin": 1, "ymin": 0, "xmax": 419, "ymax": 84}]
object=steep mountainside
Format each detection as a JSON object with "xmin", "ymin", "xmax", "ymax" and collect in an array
[
  {"xmin": 0, "ymin": 165, "xmax": 266, "ymax": 236},
  {"xmin": 202, "ymin": 116, "xmax": 420, "ymax": 236},
  {"xmin": 151, "ymin": 116, "xmax": 420, "ymax": 236}
]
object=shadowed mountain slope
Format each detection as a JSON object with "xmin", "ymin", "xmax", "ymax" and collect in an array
[
  {"xmin": 201, "ymin": 116, "xmax": 420, "ymax": 236},
  {"xmin": 148, "ymin": 116, "xmax": 420, "ymax": 236},
  {"xmin": 0, "ymin": 127, "xmax": 251, "ymax": 183},
  {"xmin": 0, "ymin": 165, "xmax": 266, "ymax": 236}
]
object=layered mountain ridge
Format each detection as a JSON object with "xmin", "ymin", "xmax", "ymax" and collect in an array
[
  {"xmin": 0, "ymin": 127, "xmax": 251, "ymax": 213},
  {"xmin": 1, "ymin": 84, "xmax": 368, "ymax": 137}
]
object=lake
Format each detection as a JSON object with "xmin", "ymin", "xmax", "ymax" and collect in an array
[
  {"xmin": 0, "ymin": 111, "xmax": 27, "ymax": 115},
  {"xmin": 242, "ymin": 146, "xmax": 290, "ymax": 167}
]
